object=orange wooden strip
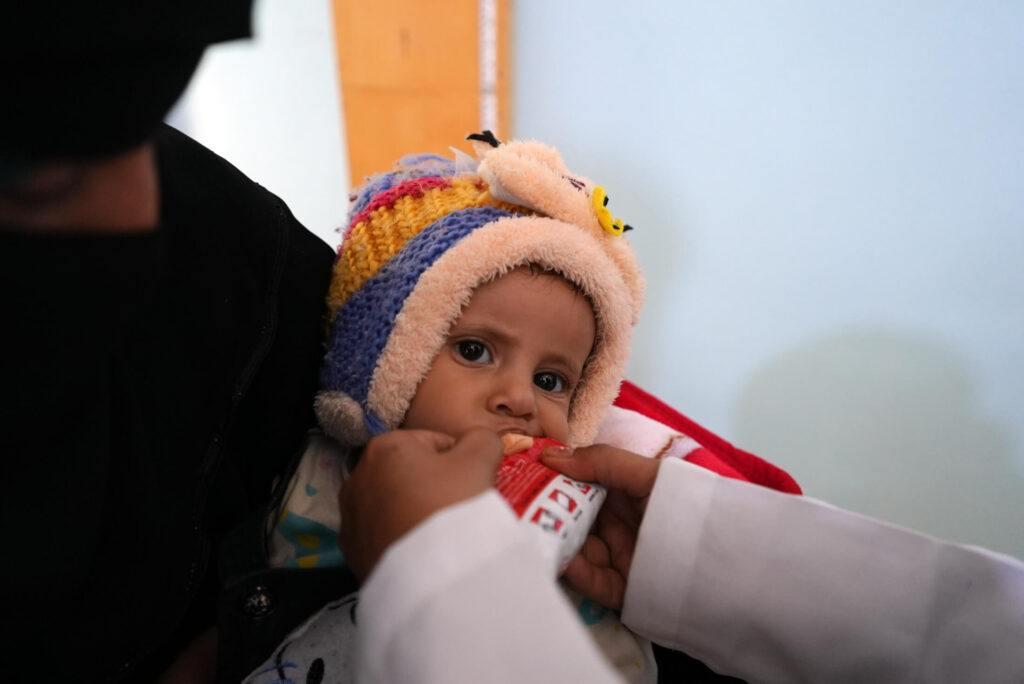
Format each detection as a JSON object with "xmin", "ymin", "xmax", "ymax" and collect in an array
[
  {"xmin": 332, "ymin": 0, "xmax": 511, "ymax": 186},
  {"xmin": 496, "ymin": 0, "xmax": 511, "ymax": 142}
]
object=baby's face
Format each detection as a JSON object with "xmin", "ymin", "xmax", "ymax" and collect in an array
[{"xmin": 402, "ymin": 268, "xmax": 595, "ymax": 444}]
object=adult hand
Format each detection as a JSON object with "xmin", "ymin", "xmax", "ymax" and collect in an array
[
  {"xmin": 338, "ymin": 427, "xmax": 503, "ymax": 582},
  {"xmin": 541, "ymin": 444, "xmax": 661, "ymax": 611}
]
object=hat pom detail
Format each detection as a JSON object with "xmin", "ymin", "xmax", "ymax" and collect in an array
[{"xmin": 314, "ymin": 391, "xmax": 371, "ymax": 446}]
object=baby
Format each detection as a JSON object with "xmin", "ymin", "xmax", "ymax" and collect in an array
[{"xmin": 249, "ymin": 133, "xmax": 654, "ymax": 682}]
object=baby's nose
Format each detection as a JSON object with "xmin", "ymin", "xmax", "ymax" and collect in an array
[{"xmin": 490, "ymin": 372, "xmax": 536, "ymax": 418}]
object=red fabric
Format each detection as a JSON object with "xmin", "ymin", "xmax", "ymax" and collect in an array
[{"xmin": 613, "ymin": 380, "xmax": 802, "ymax": 495}]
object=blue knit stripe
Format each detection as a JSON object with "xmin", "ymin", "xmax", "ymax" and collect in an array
[
  {"xmin": 398, "ymin": 153, "xmax": 454, "ymax": 169},
  {"xmin": 363, "ymin": 411, "xmax": 389, "ymax": 437},
  {"xmin": 349, "ymin": 173, "xmax": 399, "ymax": 217},
  {"xmin": 320, "ymin": 206, "xmax": 516, "ymax": 406}
]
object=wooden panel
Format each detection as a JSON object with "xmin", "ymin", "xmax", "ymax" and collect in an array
[
  {"xmin": 331, "ymin": 0, "xmax": 510, "ymax": 186},
  {"xmin": 495, "ymin": 0, "xmax": 511, "ymax": 139}
]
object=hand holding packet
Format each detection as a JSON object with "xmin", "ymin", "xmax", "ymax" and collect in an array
[{"xmin": 496, "ymin": 434, "xmax": 606, "ymax": 575}]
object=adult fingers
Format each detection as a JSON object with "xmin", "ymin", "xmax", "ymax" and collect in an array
[
  {"xmin": 361, "ymin": 428, "xmax": 456, "ymax": 464},
  {"xmin": 562, "ymin": 538, "xmax": 626, "ymax": 611},
  {"xmin": 541, "ymin": 443, "xmax": 660, "ymax": 499},
  {"xmin": 449, "ymin": 426, "xmax": 503, "ymax": 471},
  {"xmin": 595, "ymin": 506, "xmax": 637, "ymax": 576}
]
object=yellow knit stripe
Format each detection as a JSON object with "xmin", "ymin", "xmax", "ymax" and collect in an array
[{"xmin": 326, "ymin": 178, "xmax": 531, "ymax": 320}]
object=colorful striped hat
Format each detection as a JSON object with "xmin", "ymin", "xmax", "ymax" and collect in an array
[{"xmin": 316, "ymin": 132, "xmax": 644, "ymax": 447}]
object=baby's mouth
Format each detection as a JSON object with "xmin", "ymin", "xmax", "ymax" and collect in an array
[{"xmin": 499, "ymin": 432, "xmax": 535, "ymax": 456}]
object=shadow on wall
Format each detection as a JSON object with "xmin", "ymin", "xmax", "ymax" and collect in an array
[{"xmin": 734, "ymin": 329, "xmax": 1023, "ymax": 560}]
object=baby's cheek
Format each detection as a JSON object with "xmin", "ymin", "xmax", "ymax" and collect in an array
[{"xmin": 540, "ymin": 409, "xmax": 572, "ymax": 445}]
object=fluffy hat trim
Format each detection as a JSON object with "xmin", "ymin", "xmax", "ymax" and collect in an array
[
  {"xmin": 476, "ymin": 140, "xmax": 644, "ymax": 322},
  {"xmin": 318, "ymin": 206, "xmax": 516, "ymax": 444},
  {"xmin": 366, "ymin": 215, "xmax": 635, "ymax": 446},
  {"xmin": 316, "ymin": 136, "xmax": 645, "ymax": 447}
]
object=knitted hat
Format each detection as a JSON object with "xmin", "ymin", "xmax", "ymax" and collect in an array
[{"xmin": 316, "ymin": 132, "xmax": 644, "ymax": 447}]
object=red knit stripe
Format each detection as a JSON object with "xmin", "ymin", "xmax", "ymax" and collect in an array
[{"xmin": 346, "ymin": 177, "xmax": 451, "ymax": 237}]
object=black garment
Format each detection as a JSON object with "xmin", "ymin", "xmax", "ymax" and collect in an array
[
  {"xmin": 1, "ymin": 0, "xmax": 254, "ymax": 159},
  {"xmin": 215, "ymin": 440, "xmax": 359, "ymax": 683},
  {"xmin": 0, "ymin": 125, "xmax": 334, "ymax": 682}
]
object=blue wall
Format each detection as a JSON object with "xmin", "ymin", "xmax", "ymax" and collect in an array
[
  {"xmin": 513, "ymin": 1, "xmax": 1024, "ymax": 558},
  {"xmin": 176, "ymin": 0, "xmax": 1023, "ymax": 559}
]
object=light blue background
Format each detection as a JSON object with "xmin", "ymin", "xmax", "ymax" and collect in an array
[
  {"xmin": 512, "ymin": 1, "xmax": 1024, "ymax": 559},
  {"xmin": 174, "ymin": 1, "xmax": 1023, "ymax": 559}
]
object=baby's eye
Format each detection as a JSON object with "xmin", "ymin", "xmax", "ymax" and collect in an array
[
  {"xmin": 534, "ymin": 371, "xmax": 568, "ymax": 394},
  {"xmin": 456, "ymin": 340, "xmax": 492, "ymax": 363}
]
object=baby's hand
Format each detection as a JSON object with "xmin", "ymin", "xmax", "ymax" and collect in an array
[{"xmin": 338, "ymin": 427, "xmax": 502, "ymax": 582}]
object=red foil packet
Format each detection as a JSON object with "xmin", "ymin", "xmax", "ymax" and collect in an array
[{"xmin": 495, "ymin": 435, "xmax": 606, "ymax": 575}]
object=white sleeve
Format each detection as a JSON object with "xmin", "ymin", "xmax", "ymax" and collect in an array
[
  {"xmin": 622, "ymin": 458, "xmax": 1024, "ymax": 684},
  {"xmin": 354, "ymin": 489, "xmax": 623, "ymax": 684}
]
